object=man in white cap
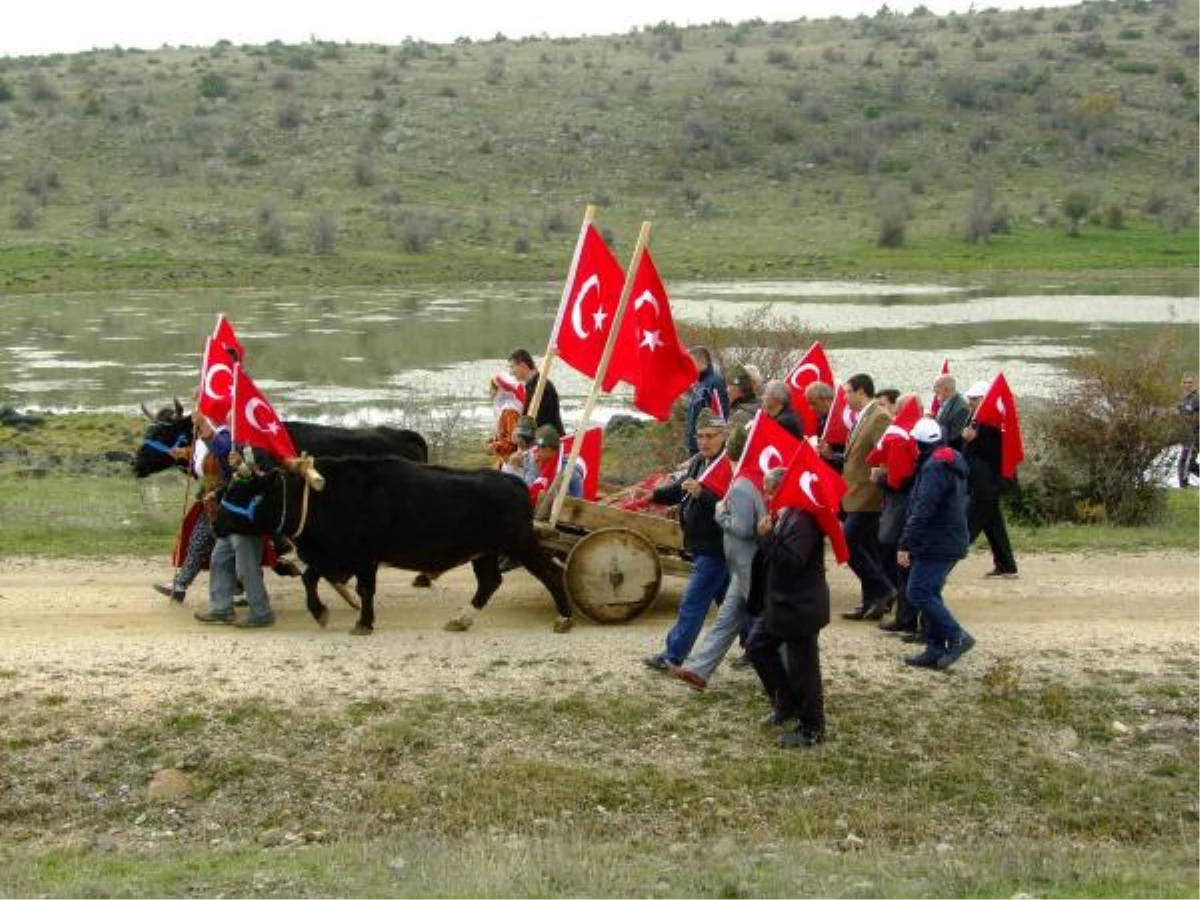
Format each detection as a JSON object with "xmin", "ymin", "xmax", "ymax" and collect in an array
[
  {"xmin": 962, "ymin": 380, "xmax": 1018, "ymax": 578},
  {"xmin": 897, "ymin": 417, "xmax": 975, "ymax": 670}
]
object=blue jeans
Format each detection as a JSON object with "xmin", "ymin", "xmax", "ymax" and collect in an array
[
  {"xmin": 681, "ymin": 568, "xmax": 748, "ymax": 681},
  {"xmin": 662, "ymin": 552, "xmax": 728, "ymax": 666},
  {"xmin": 905, "ymin": 557, "xmax": 963, "ymax": 648},
  {"xmin": 209, "ymin": 534, "xmax": 272, "ymax": 622}
]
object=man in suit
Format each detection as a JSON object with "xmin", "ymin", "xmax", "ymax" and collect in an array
[
  {"xmin": 839, "ymin": 373, "xmax": 897, "ymax": 621},
  {"xmin": 933, "ymin": 374, "xmax": 970, "ymax": 451},
  {"xmin": 962, "ymin": 380, "xmax": 1018, "ymax": 578}
]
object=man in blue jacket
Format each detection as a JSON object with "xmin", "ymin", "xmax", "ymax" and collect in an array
[
  {"xmin": 684, "ymin": 347, "xmax": 729, "ymax": 457},
  {"xmin": 896, "ymin": 417, "xmax": 975, "ymax": 670}
]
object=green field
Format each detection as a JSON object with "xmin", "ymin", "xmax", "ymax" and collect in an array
[{"xmin": 0, "ymin": 0, "xmax": 1196, "ymax": 292}]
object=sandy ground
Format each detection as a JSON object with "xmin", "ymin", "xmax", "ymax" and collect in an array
[{"xmin": 0, "ymin": 550, "xmax": 1196, "ymax": 713}]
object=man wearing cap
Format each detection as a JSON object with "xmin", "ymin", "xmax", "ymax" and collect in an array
[
  {"xmin": 897, "ymin": 417, "xmax": 975, "ymax": 670},
  {"xmin": 520, "ymin": 424, "xmax": 583, "ymax": 510},
  {"xmin": 644, "ymin": 408, "xmax": 730, "ymax": 672},
  {"xmin": 726, "ymin": 364, "xmax": 761, "ymax": 429},
  {"xmin": 962, "ymin": 380, "xmax": 1019, "ymax": 578}
]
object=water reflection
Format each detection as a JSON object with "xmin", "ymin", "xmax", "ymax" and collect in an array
[{"xmin": 0, "ymin": 281, "xmax": 1194, "ymax": 428}]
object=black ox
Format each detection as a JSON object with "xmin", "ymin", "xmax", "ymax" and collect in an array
[
  {"xmin": 132, "ymin": 399, "xmax": 429, "ymax": 476},
  {"xmin": 214, "ymin": 455, "xmax": 574, "ymax": 634}
]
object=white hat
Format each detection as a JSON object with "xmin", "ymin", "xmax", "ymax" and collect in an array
[
  {"xmin": 965, "ymin": 380, "xmax": 990, "ymax": 399},
  {"xmin": 911, "ymin": 417, "xmax": 943, "ymax": 445}
]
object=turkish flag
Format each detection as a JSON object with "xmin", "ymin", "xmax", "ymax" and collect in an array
[
  {"xmin": 973, "ymin": 372, "xmax": 1025, "ymax": 479},
  {"xmin": 601, "ymin": 248, "xmax": 698, "ymax": 421},
  {"xmin": 696, "ymin": 452, "xmax": 734, "ymax": 498},
  {"xmin": 821, "ymin": 385, "xmax": 855, "ymax": 446},
  {"xmin": 231, "ymin": 364, "xmax": 297, "ymax": 462},
  {"xmin": 197, "ymin": 336, "xmax": 236, "ymax": 424},
  {"xmin": 552, "ymin": 224, "xmax": 625, "ymax": 380},
  {"xmin": 929, "ymin": 357, "xmax": 950, "ymax": 416},
  {"xmin": 732, "ymin": 410, "xmax": 805, "ymax": 491},
  {"xmin": 771, "ymin": 439, "xmax": 850, "ymax": 564},
  {"xmin": 559, "ymin": 425, "xmax": 604, "ymax": 501},
  {"xmin": 212, "ymin": 314, "xmax": 245, "ymax": 365},
  {"xmin": 866, "ymin": 395, "xmax": 922, "ymax": 489},
  {"xmin": 784, "ymin": 341, "xmax": 836, "ymax": 436}
]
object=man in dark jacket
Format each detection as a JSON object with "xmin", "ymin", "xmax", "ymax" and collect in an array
[
  {"xmin": 933, "ymin": 374, "xmax": 970, "ymax": 451},
  {"xmin": 684, "ymin": 347, "xmax": 730, "ymax": 456},
  {"xmin": 747, "ymin": 467, "xmax": 830, "ymax": 748},
  {"xmin": 962, "ymin": 380, "xmax": 1018, "ymax": 577},
  {"xmin": 644, "ymin": 409, "xmax": 730, "ymax": 671},
  {"xmin": 509, "ymin": 348, "xmax": 565, "ymax": 437},
  {"xmin": 897, "ymin": 418, "xmax": 975, "ymax": 670},
  {"xmin": 762, "ymin": 380, "xmax": 805, "ymax": 440}
]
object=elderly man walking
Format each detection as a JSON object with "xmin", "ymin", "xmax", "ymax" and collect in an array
[{"xmin": 933, "ymin": 374, "xmax": 970, "ymax": 451}]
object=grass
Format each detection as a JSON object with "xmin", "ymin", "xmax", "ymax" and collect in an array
[
  {"xmin": 1009, "ymin": 488, "xmax": 1199, "ymax": 553},
  {"xmin": 0, "ymin": 674, "xmax": 1194, "ymax": 897},
  {"xmin": 0, "ymin": 2, "xmax": 1195, "ymax": 292}
]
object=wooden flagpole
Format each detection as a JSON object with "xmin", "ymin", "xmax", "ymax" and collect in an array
[
  {"xmin": 527, "ymin": 204, "xmax": 597, "ymax": 422},
  {"xmin": 548, "ymin": 220, "xmax": 652, "ymax": 529}
]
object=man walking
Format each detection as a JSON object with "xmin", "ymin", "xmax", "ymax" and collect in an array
[
  {"xmin": 933, "ymin": 374, "xmax": 970, "ymax": 451},
  {"xmin": 962, "ymin": 380, "xmax": 1018, "ymax": 578},
  {"xmin": 839, "ymin": 373, "xmax": 895, "ymax": 620},
  {"xmin": 1178, "ymin": 374, "xmax": 1199, "ymax": 489}
]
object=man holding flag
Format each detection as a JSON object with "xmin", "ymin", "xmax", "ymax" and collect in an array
[
  {"xmin": 683, "ymin": 347, "xmax": 729, "ymax": 457},
  {"xmin": 962, "ymin": 378, "xmax": 1021, "ymax": 579}
]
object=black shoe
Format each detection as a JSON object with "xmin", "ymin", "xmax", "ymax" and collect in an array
[
  {"xmin": 272, "ymin": 559, "xmax": 303, "ymax": 578},
  {"xmin": 901, "ymin": 632, "xmax": 925, "ymax": 644},
  {"xmin": 729, "ymin": 654, "xmax": 752, "ymax": 670},
  {"xmin": 194, "ymin": 609, "xmax": 234, "ymax": 624},
  {"xmin": 642, "ymin": 654, "xmax": 670, "ymax": 672},
  {"xmin": 153, "ymin": 582, "xmax": 185, "ymax": 603},
  {"xmin": 778, "ymin": 729, "xmax": 825, "ymax": 748},
  {"xmin": 863, "ymin": 601, "xmax": 889, "ymax": 621},
  {"xmin": 878, "ymin": 621, "xmax": 908, "ymax": 633},
  {"xmin": 984, "ymin": 568, "xmax": 1018, "ymax": 579},
  {"xmin": 937, "ymin": 633, "xmax": 976, "ymax": 670},
  {"xmin": 760, "ymin": 709, "xmax": 797, "ymax": 727},
  {"xmin": 841, "ymin": 607, "xmax": 869, "ymax": 620},
  {"xmin": 904, "ymin": 647, "xmax": 945, "ymax": 668}
]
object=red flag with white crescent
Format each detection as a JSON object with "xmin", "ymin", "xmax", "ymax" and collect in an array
[
  {"xmin": 551, "ymin": 224, "xmax": 625, "ymax": 380},
  {"xmin": 558, "ymin": 425, "xmax": 604, "ymax": 501},
  {"xmin": 231, "ymin": 364, "xmax": 297, "ymax": 462},
  {"xmin": 213, "ymin": 314, "xmax": 245, "ymax": 365},
  {"xmin": 821, "ymin": 385, "xmax": 855, "ymax": 446},
  {"xmin": 866, "ymin": 395, "xmax": 922, "ymax": 489},
  {"xmin": 197, "ymin": 336, "xmax": 236, "ymax": 423},
  {"xmin": 696, "ymin": 452, "xmax": 734, "ymax": 498},
  {"xmin": 973, "ymin": 372, "xmax": 1025, "ymax": 479},
  {"xmin": 732, "ymin": 410, "xmax": 805, "ymax": 491},
  {"xmin": 601, "ymin": 248, "xmax": 698, "ymax": 420},
  {"xmin": 771, "ymin": 439, "xmax": 850, "ymax": 564},
  {"xmin": 784, "ymin": 341, "xmax": 836, "ymax": 436}
]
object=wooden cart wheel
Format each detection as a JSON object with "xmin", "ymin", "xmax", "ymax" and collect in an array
[{"xmin": 564, "ymin": 527, "xmax": 662, "ymax": 625}]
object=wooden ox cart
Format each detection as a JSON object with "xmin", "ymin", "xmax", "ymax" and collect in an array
[{"xmin": 533, "ymin": 494, "xmax": 693, "ymax": 625}]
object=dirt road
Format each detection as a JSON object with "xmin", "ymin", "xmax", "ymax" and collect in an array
[{"xmin": 0, "ymin": 551, "xmax": 1195, "ymax": 714}]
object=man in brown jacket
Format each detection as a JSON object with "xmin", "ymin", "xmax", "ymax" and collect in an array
[{"xmin": 839, "ymin": 373, "xmax": 897, "ymax": 620}]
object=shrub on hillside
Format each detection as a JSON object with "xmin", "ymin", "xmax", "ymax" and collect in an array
[
  {"xmin": 1063, "ymin": 190, "xmax": 1092, "ymax": 236},
  {"xmin": 199, "ymin": 72, "xmax": 229, "ymax": 99},
  {"xmin": 1030, "ymin": 331, "xmax": 1186, "ymax": 526},
  {"xmin": 309, "ymin": 213, "xmax": 336, "ymax": 255},
  {"xmin": 875, "ymin": 183, "xmax": 911, "ymax": 248},
  {"xmin": 12, "ymin": 200, "xmax": 36, "ymax": 230},
  {"xmin": 257, "ymin": 207, "xmax": 285, "ymax": 255},
  {"xmin": 963, "ymin": 177, "xmax": 1009, "ymax": 243}
]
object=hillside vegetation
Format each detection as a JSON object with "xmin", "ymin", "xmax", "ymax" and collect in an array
[{"xmin": 0, "ymin": 0, "xmax": 1196, "ymax": 292}]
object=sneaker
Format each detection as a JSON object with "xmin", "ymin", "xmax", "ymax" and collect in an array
[
  {"xmin": 778, "ymin": 729, "xmax": 825, "ymax": 749},
  {"xmin": 233, "ymin": 595, "xmax": 249, "ymax": 608},
  {"xmin": 760, "ymin": 708, "xmax": 797, "ymax": 728},
  {"xmin": 904, "ymin": 647, "xmax": 945, "ymax": 668},
  {"xmin": 194, "ymin": 609, "xmax": 234, "ymax": 624},
  {"xmin": 936, "ymin": 633, "xmax": 976, "ymax": 670},
  {"xmin": 668, "ymin": 665, "xmax": 707, "ymax": 692},
  {"xmin": 642, "ymin": 654, "xmax": 670, "ymax": 672},
  {"xmin": 153, "ymin": 583, "xmax": 185, "ymax": 603},
  {"xmin": 984, "ymin": 568, "xmax": 1018, "ymax": 579},
  {"xmin": 235, "ymin": 615, "xmax": 276, "ymax": 629}
]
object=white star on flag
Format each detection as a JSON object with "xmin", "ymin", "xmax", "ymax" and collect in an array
[{"xmin": 640, "ymin": 329, "xmax": 663, "ymax": 351}]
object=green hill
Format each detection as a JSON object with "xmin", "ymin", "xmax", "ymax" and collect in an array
[{"xmin": 0, "ymin": 0, "xmax": 1196, "ymax": 292}]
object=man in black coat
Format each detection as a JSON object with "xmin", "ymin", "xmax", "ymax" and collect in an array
[
  {"xmin": 746, "ymin": 468, "xmax": 830, "ymax": 749},
  {"xmin": 509, "ymin": 348, "xmax": 565, "ymax": 437},
  {"xmin": 933, "ymin": 374, "xmax": 970, "ymax": 451},
  {"xmin": 961, "ymin": 380, "xmax": 1018, "ymax": 578}
]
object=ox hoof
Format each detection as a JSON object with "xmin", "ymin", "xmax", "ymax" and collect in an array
[
  {"xmin": 412, "ymin": 573, "xmax": 432, "ymax": 588},
  {"xmin": 316, "ymin": 609, "xmax": 330, "ymax": 628},
  {"xmin": 444, "ymin": 616, "xmax": 473, "ymax": 632},
  {"xmin": 350, "ymin": 624, "xmax": 374, "ymax": 636},
  {"xmin": 553, "ymin": 616, "xmax": 574, "ymax": 634}
]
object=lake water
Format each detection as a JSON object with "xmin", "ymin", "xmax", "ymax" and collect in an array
[{"xmin": 1, "ymin": 281, "xmax": 1196, "ymax": 430}]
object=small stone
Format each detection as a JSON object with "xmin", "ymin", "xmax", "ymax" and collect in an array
[
  {"xmin": 388, "ymin": 857, "xmax": 407, "ymax": 875},
  {"xmin": 1111, "ymin": 720, "xmax": 1130, "ymax": 735},
  {"xmin": 146, "ymin": 769, "xmax": 192, "ymax": 802},
  {"xmin": 935, "ymin": 842, "xmax": 953, "ymax": 854},
  {"xmin": 838, "ymin": 833, "xmax": 865, "ymax": 852}
]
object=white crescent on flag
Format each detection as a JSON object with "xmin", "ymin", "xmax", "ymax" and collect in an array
[
  {"xmin": 759, "ymin": 446, "xmax": 783, "ymax": 474},
  {"xmin": 787, "ymin": 362, "xmax": 821, "ymax": 389},
  {"xmin": 633, "ymin": 289, "xmax": 659, "ymax": 316},
  {"xmin": 800, "ymin": 471, "xmax": 824, "ymax": 509},
  {"xmin": 204, "ymin": 363, "xmax": 232, "ymax": 400},
  {"xmin": 245, "ymin": 397, "xmax": 278, "ymax": 435},
  {"xmin": 570, "ymin": 274, "xmax": 601, "ymax": 339}
]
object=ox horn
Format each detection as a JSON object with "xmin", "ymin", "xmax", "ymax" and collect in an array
[
  {"xmin": 140, "ymin": 403, "xmax": 155, "ymax": 421},
  {"xmin": 287, "ymin": 455, "xmax": 326, "ymax": 492},
  {"xmin": 173, "ymin": 397, "xmax": 184, "ymax": 418}
]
